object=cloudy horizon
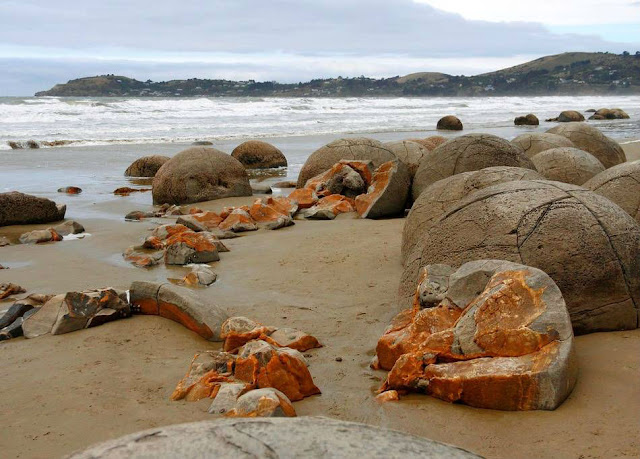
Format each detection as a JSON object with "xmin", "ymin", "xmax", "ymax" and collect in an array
[{"xmin": 1, "ymin": 0, "xmax": 639, "ymax": 96}]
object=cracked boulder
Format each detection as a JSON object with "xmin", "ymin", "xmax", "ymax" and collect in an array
[
  {"xmin": 130, "ymin": 281, "xmax": 228, "ymax": 341},
  {"xmin": 231, "ymin": 140, "xmax": 287, "ymax": 169},
  {"xmin": 66, "ymin": 417, "xmax": 482, "ymax": 459},
  {"xmin": 305, "ymin": 195, "xmax": 354, "ymax": 220},
  {"xmin": 0, "ymin": 192, "xmax": 66, "ymax": 227},
  {"xmin": 511, "ymin": 132, "xmax": 575, "ymax": 159},
  {"xmin": 296, "ymin": 138, "xmax": 396, "ymax": 188},
  {"xmin": 378, "ymin": 260, "xmax": 577, "ymax": 411},
  {"xmin": 402, "ymin": 166, "xmax": 543, "ymax": 264},
  {"xmin": 547, "ymin": 122, "xmax": 626, "ymax": 168},
  {"xmin": 248, "ymin": 199, "xmax": 294, "ymax": 230},
  {"xmin": 355, "ymin": 159, "xmax": 411, "ymax": 218},
  {"xmin": 584, "ymin": 160, "xmax": 640, "ymax": 224},
  {"xmin": 303, "ymin": 160, "xmax": 373, "ymax": 198},
  {"xmin": 219, "ymin": 209, "xmax": 258, "ymax": 232},
  {"xmin": 400, "ymin": 180, "xmax": 640, "ymax": 334},
  {"xmin": 411, "ymin": 134, "xmax": 536, "ymax": 201},
  {"xmin": 531, "ymin": 147, "xmax": 605, "ymax": 185},
  {"xmin": 22, "ymin": 289, "xmax": 130, "ymax": 338},
  {"xmin": 152, "ymin": 147, "xmax": 252, "ymax": 204},
  {"xmin": 383, "ymin": 140, "xmax": 430, "ymax": 178},
  {"xmin": 124, "ymin": 155, "xmax": 170, "ymax": 177}
]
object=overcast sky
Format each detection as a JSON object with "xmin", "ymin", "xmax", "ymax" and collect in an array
[{"xmin": 1, "ymin": 0, "xmax": 639, "ymax": 95}]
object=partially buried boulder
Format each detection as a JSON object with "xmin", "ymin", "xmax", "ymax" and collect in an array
[
  {"xmin": 0, "ymin": 192, "xmax": 66, "ymax": 227},
  {"xmin": 296, "ymin": 138, "xmax": 396, "ymax": 188},
  {"xmin": 589, "ymin": 108, "xmax": 630, "ymax": 120},
  {"xmin": 152, "ymin": 147, "xmax": 252, "ymax": 204},
  {"xmin": 383, "ymin": 140, "xmax": 430, "ymax": 178},
  {"xmin": 402, "ymin": 166, "xmax": 544, "ymax": 264},
  {"xmin": 411, "ymin": 134, "xmax": 535, "ymax": 201},
  {"xmin": 547, "ymin": 122, "xmax": 626, "ymax": 168},
  {"xmin": 377, "ymin": 260, "xmax": 577, "ymax": 411},
  {"xmin": 400, "ymin": 180, "xmax": 640, "ymax": 334},
  {"xmin": 514, "ymin": 114, "xmax": 539, "ymax": 126},
  {"xmin": 531, "ymin": 147, "xmax": 605, "ymax": 185},
  {"xmin": 65, "ymin": 417, "xmax": 482, "ymax": 459},
  {"xmin": 547, "ymin": 110, "xmax": 585, "ymax": 122},
  {"xmin": 231, "ymin": 140, "xmax": 287, "ymax": 169},
  {"xmin": 584, "ymin": 160, "xmax": 640, "ymax": 223},
  {"xmin": 436, "ymin": 115, "xmax": 463, "ymax": 131},
  {"xmin": 124, "ymin": 155, "xmax": 170, "ymax": 177},
  {"xmin": 511, "ymin": 132, "xmax": 575, "ymax": 159},
  {"xmin": 130, "ymin": 281, "xmax": 228, "ymax": 341}
]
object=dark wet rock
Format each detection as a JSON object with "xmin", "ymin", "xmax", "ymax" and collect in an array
[
  {"xmin": 437, "ymin": 115, "xmax": 463, "ymax": 130},
  {"xmin": 0, "ymin": 192, "xmax": 66, "ymax": 227},
  {"xmin": 514, "ymin": 114, "xmax": 539, "ymax": 126},
  {"xmin": 124, "ymin": 155, "xmax": 170, "ymax": 177},
  {"xmin": 191, "ymin": 140, "xmax": 213, "ymax": 146},
  {"xmin": 124, "ymin": 210, "xmax": 156, "ymax": 221},
  {"xmin": 57, "ymin": 186, "xmax": 82, "ymax": 194}
]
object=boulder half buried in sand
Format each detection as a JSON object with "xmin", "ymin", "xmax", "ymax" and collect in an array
[
  {"xmin": 124, "ymin": 155, "xmax": 170, "ymax": 177},
  {"xmin": 0, "ymin": 192, "xmax": 66, "ymax": 227},
  {"xmin": 377, "ymin": 260, "xmax": 577, "ymax": 411},
  {"xmin": 129, "ymin": 281, "xmax": 228, "ymax": 341},
  {"xmin": 65, "ymin": 417, "xmax": 483, "ymax": 459},
  {"xmin": 231, "ymin": 140, "xmax": 287, "ymax": 169}
]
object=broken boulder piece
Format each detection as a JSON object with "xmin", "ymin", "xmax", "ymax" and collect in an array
[
  {"xmin": 0, "ymin": 283, "xmax": 26, "ymax": 300},
  {"xmin": 19, "ymin": 228, "xmax": 63, "ymax": 244},
  {"xmin": 123, "ymin": 246, "xmax": 164, "ymax": 268},
  {"xmin": 129, "ymin": 281, "xmax": 228, "ymax": 341},
  {"xmin": 51, "ymin": 220, "xmax": 85, "ymax": 236},
  {"xmin": 355, "ymin": 159, "xmax": 411, "ymax": 218},
  {"xmin": 249, "ymin": 199, "xmax": 294, "ymax": 230},
  {"xmin": 164, "ymin": 231, "xmax": 220, "ymax": 265},
  {"xmin": 170, "ymin": 264, "xmax": 217, "ymax": 287},
  {"xmin": 226, "ymin": 388, "xmax": 296, "ymax": 418},
  {"xmin": 177, "ymin": 212, "xmax": 224, "ymax": 232},
  {"xmin": 218, "ymin": 209, "xmax": 258, "ymax": 232},
  {"xmin": 305, "ymin": 195, "xmax": 354, "ymax": 220},
  {"xmin": 287, "ymin": 188, "xmax": 317, "ymax": 209},
  {"xmin": 114, "ymin": 187, "xmax": 152, "ymax": 196},
  {"xmin": 376, "ymin": 260, "xmax": 577, "ymax": 411}
]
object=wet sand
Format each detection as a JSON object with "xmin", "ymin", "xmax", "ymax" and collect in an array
[{"xmin": 0, "ymin": 145, "xmax": 639, "ymax": 459}]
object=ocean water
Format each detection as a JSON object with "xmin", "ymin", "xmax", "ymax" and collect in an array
[{"xmin": 0, "ymin": 95, "xmax": 639, "ymax": 220}]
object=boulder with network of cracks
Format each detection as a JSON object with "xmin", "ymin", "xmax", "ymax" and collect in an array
[
  {"xmin": 375, "ymin": 260, "xmax": 577, "ymax": 411},
  {"xmin": 22, "ymin": 288, "xmax": 130, "ymax": 338},
  {"xmin": 129, "ymin": 281, "xmax": 228, "ymax": 341},
  {"xmin": 584, "ymin": 160, "xmax": 640, "ymax": 224},
  {"xmin": 220, "ymin": 316, "xmax": 322, "ymax": 353},
  {"xmin": 171, "ymin": 339, "xmax": 320, "ymax": 406}
]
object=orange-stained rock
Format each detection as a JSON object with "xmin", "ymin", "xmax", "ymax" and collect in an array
[
  {"xmin": 303, "ymin": 160, "xmax": 374, "ymax": 198},
  {"xmin": 18, "ymin": 228, "xmax": 64, "ymax": 244},
  {"xmin": 0, "ymin": 283, "xmax": 26, "ymax": 300},
  {"xmin": 375, "ymin": 390, "xmax": 399, "ymax": 403},
  {"xmin": 221, "ymin": 316, "xmax": 275, "ymax": 352},
  {"xmin": 171, "ymin": 350, "xmax": 238, "ymax": 401},
  {"xmin": 189, "ymin": 207, "xmax": 204, "ymax": 214},
  {"xmin": 248, "ymin": 199, "xmax": 293, "ymax": 230},
  {"xmin": 269, "ymin": 328, "xmax": 322, "ymax": 352},
  {"xmin": 58, "ymin": 186, "xmax": 82, "ymax": 194},
  {"xmin": 355, "ymin": 159, "xmax": 410, "ymax": 218},
  {"xmin": 113, "ymin": 187, "xmax": 152, "ymax": 196},
  {"xmin": 376, "ymin": 260, "xmax": 577, "ymax": 411},
  {"xmin": 151, "ymin": 224, "xmax": 191, "ymax": 240},
  {"xmin": 266, "ymin": 196, "xmax": 298, "ymax": 217},
  {"xmin": 226, "ymin": 388, "xmax": 296, "ymax": 418},
  {"xmin": 123, "ymin": 246, "xmax": 164, "ymax": 268},
  {"xmin": 305, "ymin": 195, "xmax": 354, "ymax": 220},
  {"xmin": 219, "ymin": 209, "xmax": 258, "ymax": 232},
  {"xmin": 177, "ymin": 211, "xmax": 224, "ymax": 232},
  {"xmin": 287, "ymin": 188, "xmax": 318, "ymax": 209},
  {"xmin": 164, "ymin": 230, "xmax": 220, "ymax": 265},
  {"xmin": 142, "ymin": 236, "xmax": 165, "ymax": 250}
]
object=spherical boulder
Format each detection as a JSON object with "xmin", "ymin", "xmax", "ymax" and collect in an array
[
  {"xmin": 514, "ymin": 114, "xmax": 539, "ymax": 126},
  {"xmin": 152, "ymin": 147, "xmax": 252, "ymax": 205},
  {"xmin": 530, "ymin": 147, "xmax": 605, "ymax": 185},
  {"xmin": 296, "ymin": 138, "xmax": 395, "ymax": 188},
  {"xmin": 66, "ymin": 417, "xmax": 482, "ymax": 459},
  {"xmin": 584, "ymin": 160, "xmax": 640, "ymax": 223},
  {"xmin": 411, "ymin": 133, "xmax": 536, "ymax": 201},
  {"xmin": 124, "ymin": 155, "xmax": 170, "ymax": 177},
  {"xmin": 383, "ymin": 140, "xmax": 430, "ymax": 177},
  {"xmin": 0, "ymin": 192, "xmax": 66, "ymax": 227},
  {"xmin": 231, "ymin": 140, "xmax": 287, "ymax": 169},
  {"xmin": 400, "ymin": 180, "xmax": 640, "ymax": 334},
  {"xmin": 437, "ymin": 115, "xmax": 463, "ymax": 131},
  {"xmin": 547, "ymin": 122, "xmax": 626, "ymax": 168},
  {"xmin": 402, "ymin": 166, "xmax": 544, "ymax": 264},
  {"xmin": 557, "ymin": 111, "xmax": 585, "ymax": 122},
  {"xmin": 511, "ymin": 133, "xmax": 575, "ymax": 159}
]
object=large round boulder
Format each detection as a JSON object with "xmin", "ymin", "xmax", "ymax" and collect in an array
[
  {"xmin": 0, "ymin": 192, "xmax": 66, "ymax": 227},
  {"xmin": 530, "ymin": 147, "xmax": 605, "ymax": 185},
  {"xmin": 436, "ymin": 115, "xmax": 463, "ymax": 131},
  {"xmin": 383, "ymin": 140, "xmax": 430, "ymax": 177},
  {"xmin": 511, "ymin": 133, "xmax": 574, "ymax": 159},
  {"xmin": 411, "ymin": 134, "xmax": 536, "ymax": 201},
  {"xmin": 297, "ymin": 138, "xmax": 395, "ymax": 188},
  {"xmin": 514, "ymin": 114, "xmax": 539, "ymax": 126},
  {"xmin": 231, "ymin": 140, "xmax": 287, "ymax": 169},
  {"xmin": 557, "ymin": 111, "xmax": 585, "ymax": 122},
  {"xmin": 547, "ymin": 122, "xmax": 626, "ymax": 168},
  {"xmin": 152, "ymin": 147, "xmax": 252, "ymax": 205},
  {"xmin": 124, "ymin": 155, "xmax": 170, "ymax": 177},
  {"xmin": 400, "ymin": 180, "xmax": 640, "ymax": 334},
  {"xmin": 66, "ymin": 417, "xmax": 482, "ymax": 459},
  {"xmin": 402, "ymin": 166, "xmax": 544, "ymax": 264},
  {"xmin": 584, "ymin": 160, "xmax": 640, "ymax": 223}
]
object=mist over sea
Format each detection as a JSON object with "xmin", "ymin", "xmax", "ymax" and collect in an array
[{"xmin": 2, "ymin": 95, "xmax": 640, "ymax": 150}]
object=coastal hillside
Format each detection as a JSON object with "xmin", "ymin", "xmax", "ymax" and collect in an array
[{"xmin": 35, "ymin": 52, "xmax": 640, "ymax": 97}]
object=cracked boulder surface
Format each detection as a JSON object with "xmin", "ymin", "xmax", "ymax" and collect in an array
[
  {"xmin": 129, "ymin": 281, "xmax": 228, "ymax": 341},
  {"xmin": 65, "ymin": 417, "xmax": 483, "ymax": 459},
  {"xmin": 296, "ymin": 137, "xmax": 396, "ymax": 188},
  {"xmin": 411, "ymin": 134, "xmax": 536, "ymax": 201},
  {"xmin": 231, "ymin": 140, "xmax": 287, "ymax": 169},
  {"xmin": 511, "ymin": 132, "xmax": 575, "ymax": 159},
  {"xmin": 530, "ymin": 147, "xmax": 605, "ymax": 185},
  {"xmin": 124, "ymin": 155, "xmax": 170, "ymax": 177},
  {"xmin": 152, "ymin": 147, "xmax": 252, "ymax": 205},
  {"xmin": 383, "ymin": 140, "xmax": 430, "ymax": 178},
  {"xmin": 547, "ymin": 122, "xmax": 626, "ymax": 169},
  {"xmin": 401, "ymin": 166, "xmax": 544, "ymax": 264},
  {"xmin": 584, "ymin": 160, "xmax": 640, "ymax": 224},
  {"xmin": 400, "ymin": 180, "xmax": 640, "ymax": 334},
  {"xmin": 378, "ymin": 260, "xmax": 577, "ymax": 411}
]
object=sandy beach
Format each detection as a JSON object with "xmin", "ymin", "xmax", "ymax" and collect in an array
[{"xmin": 0, "ymin": 141, "xmax": 638, "ymax": 458}]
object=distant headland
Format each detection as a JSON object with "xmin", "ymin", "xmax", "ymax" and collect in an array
[{"xmin": 35, "ymin": 52, "xmax": 640, "ymax": 97}]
